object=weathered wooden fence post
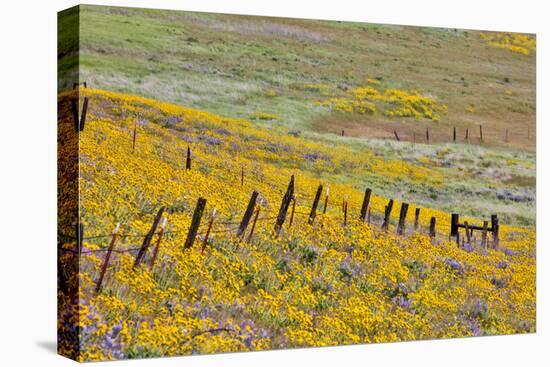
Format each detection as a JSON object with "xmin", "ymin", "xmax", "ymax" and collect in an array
[
  {"xmin": 309, "ymin": 184, "xmax": 323, "ymax": 224},
  {"xmin": 481, "ymin": 220, "xmax": 488, "ymax": 248},
  {"xmin": 394, "ymin": 130, "xmax": 400, "ymax": 141},
  {"xmin": 201, "ymin": 208, "xmax": 217, "ymax": 255},
  {"xmin": 397, "ymin": 203, "xmax": 409, "ymax": 235},
  {"xmin": 237, "ymin": 191, "xmax": 259, "ymax": 237},
  {"xmin": 343, "ymin": 198, "xmax": 348, "ymax": 226},
  {"xmin": 382, "ymin": 199, "xmax": 394, "ymax": 230},
  {"xmin": 150, "ymin": 217, "xmax": 167, "ymax": 269},
  {"xmin": 186, "ymin": 146, "xmax": 192, "ymax": 170},
  {"xmin": 134, "ymin": 206, "xmax": 166, "ymax": 267},
  {"xmin": 246, "ymin": 205, "xmax": 261, "ymax": 244},
  {"xmin": 453, "ymin": 127, "xmax": 456, "ymax": 142},
  {"xmin": 429, "ymin": 217, "xmax": 436, "ymax": 238},
  {"xmin": 132, "ymin": 122, "xmax": 137, "ymax": 153},
  {"xmin": 184, "ymin": 198, "xmax": 207, "ymax": 249},
  {"xmin": 95, "ymin": 223, "xmax": 120, "ymax": 293},
  {"xmin": 414, "ymin": 208, "xmax": 420, "ymax": 230},
  {"xmin": 80, "ymin": 97, "xmax": 89, "ymax": 132},
  {"xmin": 360, "ymin": 188, "xmax": 372, "ymax": 222},
  {"xmin": 491, "ymin": 214, "xmax": 499, "ymax": 249},
  {"xmin": 450, "ymin": 213, "xmax": 459, "ymax": 244},
  {"xmin": 465, "ymin": 128, "xmax": 469, "ymax": 141},
  {"xmin": 274, "ymin": 175, "xmax": 295, "ymax": 236},
  {"xmin": 464, "ymin": 221, "xmax": 471, "ymax": 244},
  {"xmin": 426, "ymin": 128, "xmax": 430, "ymax": 143},
  {"xmin": 323, "ymin": 188, "xmax": 330, "ymax": 214},
  {"xmin": 341, "ymin": 129, "xmax": 345, "ymax": 136}
]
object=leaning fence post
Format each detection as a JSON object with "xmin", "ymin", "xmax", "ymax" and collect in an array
[
  {"xmin": 397, "ymin": 203, "xmax": 409, "ymax": 235},
  {"xmin": 414, "ymin": 208, "xmax": 420, "ymax": 230},
  {"xmin": 382, "ymin": 199, "xmax": 394, "ymax": 230},
  {"xmin": 95, "ymin": 223, "xmax": 120, "ymax": 293},
  {"xmin": 429, "ymin": 217, "xmax": 436, "ymax": 238},
  {"xmin": 309, "ymin": 184, "xmax": 323, "ymax": 224},
  {"xmin": 150, "ymin": 217, "xmax": 167, "ymax": 270},
  {"xmin": 491, "ymin": 214, "xmax": 499, "ymax": 249},
  {"xmin": 237, "ymin": 191, "xmax": 259, "ymax": 237},
  {"xmin": 274, "ymin": 175, "xmax": 294, "ymax": 235},
  {"xmin": 481, "ymin": 220, "xmax": 488, "ymax": 248},
  {"xmin": 246, "ymin": 205, "xmax": 261, "ymax": 244},
  {"xmin": 323, "ymin": 188, "xmax": 330, "ymax": 214},
  {"xmin": 184, "ymin": 198, "xmax": 207, "ymax": 249},
  {"xmin": 132, "ymin": 122, "xmax": 137, "ymax": 153},
  {"xmin": 394, "ymin": 130, "xmax": 400, "ymax": 141},
  {"xmin": 134, "ymin": 206, "xmax": 166, "ymax": 267},
  {"xmin": 186, "ymin": 146, "xmax": 192, "ymax": 170},
  {"xmin": 360, "ymin": 188, "xmax": 372, "ymax": 221},
  {"xmin": 71, "ymin": 99, "xmax": 80, "ymax": 132},
  {"xmin": 464, "ymin": 221, "xmax": 471, "ymax": 244},
  {"xmin": 201, "ymin": 208, "xmax": 217, "ymax": 255}
]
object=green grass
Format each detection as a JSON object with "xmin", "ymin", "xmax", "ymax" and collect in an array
[{"xmin": 59, "ymin": 4, "xmax": 536, "ymax": 226}]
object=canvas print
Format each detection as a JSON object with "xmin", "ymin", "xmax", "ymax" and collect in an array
[{"xmin": 57, "ymin": 5, "xmax": 536, "ymax": 362}]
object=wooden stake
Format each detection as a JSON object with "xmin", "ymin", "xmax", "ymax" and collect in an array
[
  {"xmin": 464, "ymin": 221, "xmax": 471, "ymax": 244},
  {"xmin": 426, "ymin": 128, "xmax": 430, "ymax": 143},
  {"xmin": 481, "ymin": 220, "xmax": 488, "ymax": 248},
  {"xmin": 343, "ymin": 198, "xmax": 348, "ymax": 226},
  {"xmin": 184, "ymin": 198, "xmax": 207, "ymax": 249},
  {"xmin": 450, "ymin": 213, "xmax": 459, "ymax": 244},
  {"xmin": 414, "ymin": 208, "xmax": 420, "ymax": 230},
  {"xmin": 465, "ymin": 128, "xmax": 469, "ymax": 141},
  {"xmin": 246, "ymin": 205, "xmax": 261, "ymax": 243},
  {"xmin": 132, "ymin": 122, "xmax": 137, "ymax": 153},
  {"xmin": 360, "ymin": 188, "xmax": 372, "ymax": 221},
  {"xmin": 186, "ymin": 146, "xmax": 192, "ymax": 170},
  {"xmin": 453, "ymin": 127, "xmax": 456, "ymax": 142},
  {"xmin": 429, "ymin": 217, "xmax": 436, "ymax": 238},
  {"xmin": 237, "ymin": 191, "xmax": 259, "ymax": 237},
  {"xmin": 397, "ymin": 203, "xmax": 409, "ymax": 235},
  {"xmin": 491, "ymin": 214, "xmax": 499, "ymax": 249},
  {"xmin": 274, "ymin": 175, "xmax": 295, "ymax": 235},
  {"xmin": 394, "ymin": 130, "xmax": 400, "ymax": 141},
  {"xmin": 309, "ymin": 184, "xmax": 323, "ymax": 224},
  {"xmin": 95, "ymin": 223, "xmax": 119, "ymax": 294},
  {"xmin": 382, "ymin": 199, "xmax": 394, "ymax": 230},
  {"xmin": 201, "ymin": 208, "xmax": 217, "ymax": 255},
  {"xmin": 134, "ymin": 206, "xmax": 166, "ymax": 267},
  {"xmin": 150, "ymin": 217, "xmax": 167, "ymax": 269},
  {"xmin": 341, "ymin": 129, "xmax": 345, "ymax": 136}
]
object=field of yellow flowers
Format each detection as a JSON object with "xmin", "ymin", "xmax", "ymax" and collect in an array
[{"xmin": 58, "ymin": 88, "xmax": 535, "ymax": 361}]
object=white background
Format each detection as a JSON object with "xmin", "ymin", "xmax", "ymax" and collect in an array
[{"xmin": 0, "ymin": 0, "xmax": 547, "ymax": 365}]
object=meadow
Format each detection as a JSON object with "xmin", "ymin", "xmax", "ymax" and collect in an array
[
  {"xmin": 57, "ymin": 5, "xmax": 536, "ymax": 362},
  {"xmin": 57, "ymin": 88, "xmax": 535, "ymax": 361}
]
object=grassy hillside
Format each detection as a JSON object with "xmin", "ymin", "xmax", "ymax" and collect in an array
[
  {"xmin": 58, "ymin": 89, "xmax": 535, "ymax": 361},
  {"xmin": 59, "ymin": 5, "xmax": 535, "ymax": 151}
]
